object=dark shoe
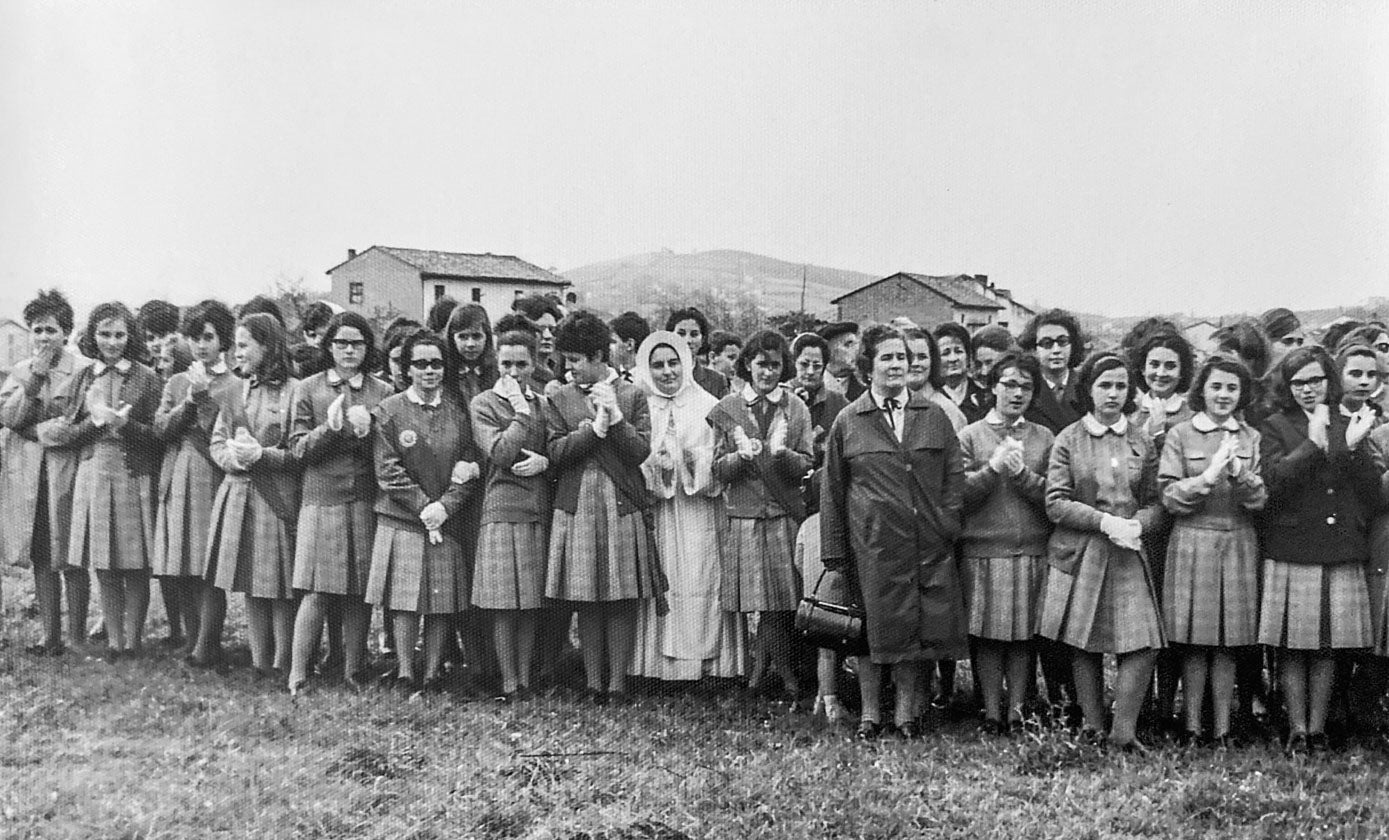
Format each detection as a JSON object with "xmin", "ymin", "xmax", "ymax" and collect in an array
[
  {"xmin": 1285, "ymin": 732, "xmax": 1309, "ymax": 755},
  {"xmin": 856, "ymin": 720, "xmax": 884, "ymax": 741},
  {"xmin": 1174, "ymin": 729, "xmax": 1200, "ymax": 748},
  {"xmin": 102, "ymin": 647, "xmax": 123, "ymax": 664},
  {"xmin": 1307, "ymin": 733, "xmax": 1330, "ymax": 754},
  {"xmin": 25, "ymin": 642, "xmax": 65, "ymax": 657},
  {"xmin": 515, "ymin": 686, "xmax": 534, "ymax": 702},
  {"xmin": 1209, "ymin": 734, "xmax": 1235, "ymax": 751},
  {"xmin": 980, "ymin": 718, "xmax": 1009, "ymax": 737},
  {"xmin": 585, "ymin": 687, "xmax": 609, "ymax": 706},
  {"xmin": 1107, "ymin": 735, "xmax": 1151, "ymax": 755},
  {"xmin": 1079, "ymin": 726, "xmax": 1105, "ymax": 746},
  {"xmin": 895, "ymin": 721, "xmax": 922, "ymax": 740},
  {"xmin": 184, "ymin": 648, "xmax": 223, "ymax": 670},
  {"xmin": 161, "ymin": 634, "xmax": 186, "ymax": 650},
  {"xmin": 252, "ymin": 667, "xmax": 279, "ymax": 683},
  {"xmin": 288, "ymin": 679, "xmax": 310, "ymax": 698}
]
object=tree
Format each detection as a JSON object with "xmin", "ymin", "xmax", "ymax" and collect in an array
[
  {"xmin": 767, "ymin": 310, "xmax": 824, "ymax": 339},
  {"xmin": 649, "ymin": 285, "xmax": 766, "ymax": 339}
]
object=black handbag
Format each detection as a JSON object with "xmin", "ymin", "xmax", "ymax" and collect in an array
[{"xmin": 795, "ymin": 570, "xmax": 869, "ymax": 656}]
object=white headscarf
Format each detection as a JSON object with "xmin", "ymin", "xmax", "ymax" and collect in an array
[{"xmin": 634, "ymin": 330, "xmax": 718, "ymax": 498}]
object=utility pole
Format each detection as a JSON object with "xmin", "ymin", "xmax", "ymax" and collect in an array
[{"xmin": 799, "ymin": 264, "xmax": 808, "ymax": 314}]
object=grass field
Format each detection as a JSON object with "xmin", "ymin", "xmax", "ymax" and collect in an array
[{"xmin": 4, "ymin": 565, "xmax": 1389, "ymax": 840}]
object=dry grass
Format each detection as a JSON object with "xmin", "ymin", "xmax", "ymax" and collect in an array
[{"xmin": 5, "ymin": 566, "xmax": 1389, "ymax": 839}]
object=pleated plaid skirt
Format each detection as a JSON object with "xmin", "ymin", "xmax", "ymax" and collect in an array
[
  {"xmin": 68, "ymin": 441, "xmax": 155, "ymax": 572},
  {"xmin": 366, "ymin": 519, "xmax": 470, "ymax": 614},
  {"xmin": 1163, "ymin": 523, "xmax": 1260, "ymax": 647},
  {"xmin": 472, "ymin": 521, "xmax": 548, "ymax": 610},
  {"xmin": 206, "ymin": 475, "xmax": 295, "ymax": 599},
  {"xmin": 721, "ymin": 515, "xmax": 800, "ymax": 613},
  {"xmin": 1259, "ymin": 559, "xmax": 1371, "ymax": 651},
  {"xmin": 293, "ymin": 501, "xmax": 375, "ymax": 596},
  {"xmin": 546, "ymin": 465, "xmax": 657, "ymax": 602},
  {"xmin": 1036, "ymin": 542, "xmax": 1165, "ymax": 654},
  {"xmin": 962, "ymin": 554, "xmax": 1045, "ymax": 642},
  {"xmin": 153, "ymin": 444, "xmax": 222, "ymax": 577}
]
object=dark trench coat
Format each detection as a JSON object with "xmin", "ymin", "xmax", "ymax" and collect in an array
[{"xmin": 819, "ymin": 390, "xmax": 967, "ymax": 664}]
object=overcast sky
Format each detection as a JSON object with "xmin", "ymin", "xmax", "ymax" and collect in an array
[{"xmin": 2, "ymin": 2, "xmax": 1385, "ymax": 321}]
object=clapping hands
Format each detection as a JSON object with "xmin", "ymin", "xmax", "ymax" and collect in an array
[
  {"xmin": 1308, "ymin": 404, "xmax": 1331, "ymax": 451},
  {"xmin": 988, "ymin": 437, "xmax": 1025, "ymax": 476},
  {"xmin": 345, "ymin": 404, "xmax": 372, "ymax": 438},
  {"xmin": 1347, "ymin": 410, "xmax": 1375, "ymax": 450},
  {"xmin": 731, "ymin": 425, "xmax": 762, "ymax": 461},
  {"xmin": 227, "ymin": 426, "xmax": 263, "ymax": 469}
]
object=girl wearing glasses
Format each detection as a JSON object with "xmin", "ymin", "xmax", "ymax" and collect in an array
[
  {"xmin": 1019, "ymin": 309, "xmax": 1087, "ymax": 435},
  {"xmin": 1258, "ymin": 345, "xmax": 1380, "ymax": 752},
  {"xmin": 285, "ymin": 312, "xmax": 393, "ymax": 694},
  {"xmin": 367, "ymin": 331, "xmax": 482, "ymax": 691}
]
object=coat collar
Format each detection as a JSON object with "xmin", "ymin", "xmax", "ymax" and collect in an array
[
  {"xmin": 326, "ymin": 368, "xmax": 365, "ymax": 390},
  {"xmin": 1191, "ymin": 412, "xmax": 1240, "ymax": 433},
  {"xmin": 1082, "ymin": 413, "xmax": 1128, "ymax": 437},
  {"xmin": 742, "ymin": 382, "xmax": 783, "ymax": 405},
  {"xmin": 985, "ymin": 408, "xmax": 1027, "ymax": 429},
  {"xmin": 405, "ymin": 385, "xmax": 442, "ymax": 407}
]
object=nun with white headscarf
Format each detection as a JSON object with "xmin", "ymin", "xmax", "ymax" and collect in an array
[{"xmin": 629, "ymin": 330, "xmax": 748, "ymax": 681}]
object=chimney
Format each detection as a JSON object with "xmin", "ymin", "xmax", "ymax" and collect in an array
[{"xmin": 347, "ymin": 248, "xmax": 358, "ymax": 260}]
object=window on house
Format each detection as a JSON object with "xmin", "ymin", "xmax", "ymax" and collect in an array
[
  {"xmin": 348, "ymin": 282, "xmax": 364, "ymax": 305},
  {"xmin": 434, "ymin": 284, "xmax": 446, "ymax": 301},
  {"xmin": 471, "ymin": 287, "xmax": 482, "ymax": 303},
  {"xmin": 515, "ymin": 289, "xmax": 524, "ymax": 299}
]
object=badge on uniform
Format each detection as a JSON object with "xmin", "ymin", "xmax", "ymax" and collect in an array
[{"xmin": 399, "ymin": 429, "xmax": 418, "ymax": 448}]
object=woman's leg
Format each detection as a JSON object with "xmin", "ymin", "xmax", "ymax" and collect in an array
[
  {"xmin": 604, "ymin": 602, "xmax": 638, "ymax": 695},
  {"xmin": 392, "ymin": 612, "xmax": 419, "ymax": 682},
  {"xmin": 1211, "ymin": 648, "xmax": 1237, "ymax": 739},
  {"xmin": 32, "ymin": 565, "xmax": 62, "ymax": 650},
  {"xmin": 975, "ymin": 638, "xmax": 1006, "ymax": 724},
  {"xmin": 857, "ymin": 657, "xmax": 883, "ymax": 725},
  {"xmin": 190, "ymin": 586, "xmax": 226, "ymax": 664},
  {"xmin": 158, "ymin": 576, "xmax": 183, "ymax": 644},
  {"xmin": 933, "ymin": 659, "xmax": 956, "ymax": 707},
  {"xmin": 576, "ymin": 607, "xmax": 606, "ymax": 692},
  {"xmin": 1111, "ymin": 649, "xmax": 1157, "ymax": 745},
  {"xmin": 123, "ymin": 570, "xmax": 151, "ymax": 653},
  {"xmin": 893, "ymin": 661, "xmax": 924, "ymax": 728},
  {"xmin": 1004, "ymin": 642, "xmax": 1034, "ymax": 725},
  {"xmin": 289, "ymin": 592, "xmax": 327, "ymax": 688},
  {"xmin": 176, "ymin": 578, "xmax": 203, "ymax": 650},
  {"xmin": 342, "ymin": 598, "xmax": 371, "ymax": 683},
  {"xmin": 1070, "ymin": 649, "xmax": 1104, "ymax": 733},
  {"xmin": 1282, "ymin": 650, "xmax": 1309, "ymax": 736},
  {"xmin": 761, "ymin": 610, "xmax": 799, "ymax": 697},
  {"xmin": 272, "ymin": 598, "xmax": 295, "ymax": 672},
  {"xmin": 63, "ymin": 568, "xmax": 90, "ymax": 646},
  {"xmin": 516, "ymin": 611, "xmax": 537, "ymax": 691},
  {"xmin": 95, "ymin": 570, "xmax": 126, "ymax": 652},
  {"xmin": 494, "ymin": 611, "xmax": 520, "ymax": 694},
  {"xmin": 1308, "ymin": 652, "xmax": 1337, "ymax": 736},
  {"xmin": 1182, "ymin": 647, "xmax": 1208, "ymax": 736},
  {"xmin": 244, "ymin": 596, "xmax": 273, "ymax": 672},
  {"xmin": 422, "ymin": 614, "xmax": 450, "ymax": 681}
]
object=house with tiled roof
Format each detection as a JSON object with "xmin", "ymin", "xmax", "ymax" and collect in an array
[
  {"xmin": 326, "ymin": 246, "xmax": 572, "ymax": 324},
  {"xmin": 0, "ymin": 317, "xmax": 27, "ymax": 384},
  {"xmin": 832, "ymin": 272, "xmax": 1007, "ymax": 332}
]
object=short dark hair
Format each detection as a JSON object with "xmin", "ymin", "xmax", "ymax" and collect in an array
[
  {"xmin": 1019, "ymin": 309, "xmax": 1087, "ymax": 369},
  {"xmin": 444, "ymin": 303, "xmax": 497, "ymax": 384},
  {"xmin": 78, "ymin": 302, "xmax": 144, "ymax": 364},
  {"xmin": 610, "ymin": 311, "xmax": 651, "ymax": 347},
  {"xmin": 493, "ymin": 313, "xmax": 538, "ymax": 337},
  {"xmin": 1187, "ymin": 355, "xmax": 1255, "ymax": 414},
  {"xmin": 300, "ymin": 301, "xmax": 336, "ymax": 335},
  {"xmin": 1210, "ymin": 320, "xmax": 1270, "ymax": 380},
  {"xmin": 495, "ymin": 326, "xmax": 539, "ymax": 357},
  {"xmin": 709, "ymin": 330, "xmax": 743, "ymax": 357},
  {"xmin": 553, "ymin": 311, "xmax": 612, "ymax": 361},
  {"xmin": 665, "ymin": 307, "xmax": 712, "ymax": 354},
  {"xmin": 1133, "ymin": 331, "xmax": 1196, "ymax": 395},
  {"xmin": 427, "ymin": 296, "xmax": 459, "ymax": 334},
  {"xmin": 138, "ymin": 299, "xmax": 181, "ymax": 338},
  {"xmin": 736, "ymin": 329, "xmax": 792, "ymax": 383},
  {"xmin": 790, "ymin": 332, "xmax": 830, "ymax": 364},
  {"xmin": 399, "ymin": 330, "xmax": 455, "ymax": 391},
  {"xmin": 513, "ymin": 294, "xmax": 563, "ymax": 323},
  {"xmin": 970, "ymin": 324, "xmax": 1012, "ymax": 355},
  {"xmin": 1119, "ymin": 317, "xmax": 1180, "ymax": 354},
  {"xmin": 320, "ymin": 311, "xmax": 380, "ymax": 374},
  {"xmin": 180, "ymin": 299, "xmax": 236, "ymax": 351},
  {"xmin": 1075, "ymin": 352, "xmax": 1138, "ymax": 416},
  {"xmin": 1337, "ymin": 324, "xmax": 1388, "ymax": 355},
  {"xmin": 23, "ymin": 289, "xmax": 74, "ymax": 335},
  {"xmin": 1270, "ymin": 345, "xmax": 1340, "ymax": 413},
  {"xmin": 857, "ymin": 324, "xmax": 911, "ymax": 383},
  {"xmin": 1321, "ymin": 320, "xmax": 1364, "ymax": 353},
  {"xmin": 238, "ymin": 313, "xmax": 294, "ymax": 385},
  {"xmin": 933, "ymin": 322, "xmax": 974, "ymax": 363},
  {"xmin": 161, "ymin": 334, "xmax": 194, "ymax": 378},
  {"xmin": 1260, "ymin": 307, "xmax": 1301, "ymax": 342},
  {"xmin": 985, "ymin": 351, "xmax": 1044, "ymax": 413},
  {"xmin": 898, "ymin": 327, "xmax": 941, "ymax": 389},
  {"xmin": 239, "ymin": 295, "xmax": 285, "ymax": 327}
]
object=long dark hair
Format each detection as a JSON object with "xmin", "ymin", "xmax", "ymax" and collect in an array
[
  {"xmin": 320, "ymin": 311, "xmax": 380, "ymax": 374},
  {"xmin": 239, "ymin": 313, "xmax": 294, "ymax": 385},
  {"xmin": 1075, "ymin": 352, "xmax": 1138, "ymax": 416},
  {"xmin": 399, "ymin": 330, "xmax": 458, "ymax": 397},
  {"xmin": 78, "ymin": 302, "xmax": 145, "ymax": 365},
  {"xmin": 444, "ymin": 303, "xmax": 498, "ymax": 388},
  {"xmin": 1269, "ymin": 345, "xmax": 1340, "ymax": 414}
]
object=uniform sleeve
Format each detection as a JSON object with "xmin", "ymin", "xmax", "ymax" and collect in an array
[
  {"xmin": 710, "ymin": 405, "xmax": 753, "ymax": 484},
  {"xmin": 1045, "ymin": 433, "xmax": 1105, "ymax": 532},
  {"xmin": 939, "ymin": 421, "xmax": 965, "ymax": 538},
  {"xmin": 1260, "ymin": 417, "xmax": 1325, "ymax": 504},
  {"xmin": 0, "ymin": 363, "xmax": 43, "ymax": 433},
  {"xmin": 115, "ymin": 370, "xmax": 162, "ymax": 449},
  {"xmin": 438, "ymin": 406, "xmax": 482, "ymax": 518},
  {"xmin": 472, "ymin": 392, "xmax": 539, "ymax": 470},
  {"xmin": 154, "ymin": 376, "xmax": 198, "ymax": 442},
  {"xmin": 1132, "ymin": 435, "xmax": 1165, "ymax": 535},
  {"xmin": 1370, "ymin": 426, "xmax": 1389, "ymax": 505},
  {"xmin": 771, "ymin": 399, "xmax": 814, "ymax": 480},
  {"xmin": 289, "ymin": 379, "xmax": 347, "ymax": 464},
  {"xmin": 209, "ymin": 409, "xmax": 244, "ymax": 474},
  {"xmin": 960, "ymin": 426, "xmax": 1000, "ymax": 509},
  {"xmin": 1009, "ymin": 430, "xmax": 1051, "ymax": 504},
  {"xmin": 372, "ymin": 406, "xmax": 432, "ymax": 514},
  {"xmin": 544, "ymin": 394, "xmax": 600, "ymax": 468},
  {"xmin": 35, "ymin": 368, "xmax": 102, "ymax": 451},
  {"xmin": 607, "ymin": 387, "xmax": 652, "ymax": 467},
  {"xmin": 1160, "ymin": 428, "xmax": 1211, "ymax": 516},
  {"xmin": 1231, "ymin": 430, "xmax": 1268, "ymax": 511}
]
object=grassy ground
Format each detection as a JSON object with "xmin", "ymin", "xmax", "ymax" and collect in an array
[{"xmin": 4, "ymin": 565, "xmax": 1389, "ymax": 839}]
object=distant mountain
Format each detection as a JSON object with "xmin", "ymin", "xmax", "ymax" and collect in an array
[{"xmin": 561, "ymin": 249, "xmax": 878, "ymax": 318}]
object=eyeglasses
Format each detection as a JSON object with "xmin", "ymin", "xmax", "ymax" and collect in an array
[
  {"xmin": 330, "ymin": 339, "xmax": 367, "ymax": 349},
  {"xmin": 1278, "ymin": 336, "xmax": 1305, "ymax": 348},
  {"xmin": 1035, "ymin": 336, "xmax": 1071, "ymax": 350},
  {"xmin": 409, "ymin": 359, "xmax": 445, "ymax": 370},
  {"xmin": 1288, "ymin": 375, "xmax": 1327, "ymax": 390}
]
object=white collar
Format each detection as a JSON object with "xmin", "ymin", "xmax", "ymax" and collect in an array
[
  {"xmin": 93, "ymin": 359, "xmax": 132, "ymax": 375},
  {"xmin": 405, "ymin": 386, "xmax": 442, "ymax": 407},
  {"xmin": 1141, "ymin": 391, "xmax": 1185, "ymax": 414},
  {"xmin": 1044, "ymin": 369, "xmax": 1069, "ymax": 390},
  {"xmin": 742, "ymin": 383, "xmax": 783, "ymax": 405},
  {"xmin": 942, "ymin": 379, "xmax": 969, "ymax": 402},
  {"xmin": 1341, "ymin": 403, "xmax": 1374, "ymax": 421},
  {"xmin": 871, "ymin": 386, "xmax": 907, "ymax": 410},
  {"xmin": 985, "ymin": 409, "xmax": 1026, "ymax": 429},
  {"xmin": 1191, "ymin": 412, "xmax": 1240, "ymax": 433},
  {"xmin": 327, "ymin": 368, "xmax": 365, "ymax": 389},
  {"xmin": 1082, "ymin": 413, "xmax": 1128, "ymax": 437},
  {"xmin": 206, "ymin": 360, "xmax": 229, "ymax": 375}
]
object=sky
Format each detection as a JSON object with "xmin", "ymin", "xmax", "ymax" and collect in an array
[{"xmin": 1, "ymin": 1, "xmax": 1386, "ymax": 321}]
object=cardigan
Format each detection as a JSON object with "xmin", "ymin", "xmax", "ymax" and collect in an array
[
  {"xmin": 289, "ymin": 370, "xmax": 394, "ymax": 506},
  {"xmin": 471, "ymin": 388, "xmax": 552, "ymax": 524},
  {"xmin": 1159, "ymin": 415, "xmax": 1267, "ymax": 528},
  {"xmin": 372, "ymin": 390, "xmax": 480, "ymax": 531},
  {"xmin": 958, "ymin": 415, "xmax": 1054, "ymax": 558},
  {"xmin": 709, "ymin": 385, "xmax": 814, "ymax": 521},
  {"xmin": 38, "ymin": 360, "xmax": 164, "ymax": 478},
  {"xmin": 544, "ymin": 376, "xmax": 652, "ymax": 517}
]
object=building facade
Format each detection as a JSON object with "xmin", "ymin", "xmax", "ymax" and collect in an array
[
  {"xmin": 326, "ymin": 246, "xmax": 571, "ymax": 325},
  {"xmin": 833, "ymin": 273, "xmax": 1005, "ymax": 332}
]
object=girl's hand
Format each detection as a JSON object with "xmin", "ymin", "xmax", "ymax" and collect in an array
[
  {"xmin": 450, "ymin": 460, "xmax": 481, "ymax": 485},
  {"xmin": 510, "ymin": 449, "xmax": 549, "ymax": 478},
  {"xmin": 326, "ymin": 393, "xmax": 347, "ymax": 431},
  {"xmin": 767, "ymin": 415, "xmax": 788, "ymax": 455},
  {"xmin": 1347, "ymin": 411, "xmax": 1375, "ymax": 450},
  {"xmin": 1307, "ymin": 404, "xmax": 1331, "ymax": 451},
  {"xmin": 419, "ymin": 501, "xmax": 448, "ymax": 531},
  {"xmin": 109, "ymin": 402, "xmax": 132, "ymax": 432},
  {"xmin": 186, "ymin": 361, "xmax": 211, "ymax": 395},
  {"xmin": 345, "ymin": 404, "xmax": 372, "ymax": 438}
]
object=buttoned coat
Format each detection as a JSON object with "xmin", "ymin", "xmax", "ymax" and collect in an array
[{"xmin": 544, "ymin": 378, "xmax": 652, "ymax": 517}]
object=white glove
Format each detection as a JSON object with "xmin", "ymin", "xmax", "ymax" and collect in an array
[
  {"xmin": 450, "ymin": 460, "xmax": 480, "ymax": 485},
  {"xmin": 987, "ymin": 441, "xmax": 1012, "ymax": 473},
  {"xmin": 109, "ymin": 402, "xmax": 132, "ymax": 431},
  {"xmin": 732, "ymin": 425, "xmax": 760, "ymax": 460},
  {"xmin": 185, "ymin": 361, "xmax": 211, "ymax": 396},
  {"xmin": 326, "ymin": 393, "xmax": 347, "ymax": 432},
  {"xmin": 419, "ymin": 501, "xmax": 448, "ymax": 531},
  {"xmin": 590, "ymin": 381, "xmax": 623, "ymax": 425},
  {"xmin": 510, "ymin": 449, "xmax": 549, "ymax": 478},
  {"xmin": 86, "ymin": 389, "xmax": 112, "ymax": 427},
  {"xmin": 1002, "ymin": 444, "xmax": 1026, "ymax": 476},
  {"xmin": 591, "ymin": 404, "xmax": 611, "ymax": 438},
  {"xmin": 1347, "ymin": 411, "xmax": 1375, "ymax": 450},
  {"xmin": 767, "ymin": 415, "xmax": 788, "ymax": 455},
  {"xmin": 1308, "ymin": 404, "xmax": 1330, "ymax": 451},
  {"xmin": 230, "ymin": 427, "xmax": 263, "ymax": 468},
  {"xmin": 345, "ymin": 404, "xmax": 372, "ymax": 438},
  {"xmin": 1100, "ymin": 513, "xmax": 1142, "ymax": 550}
]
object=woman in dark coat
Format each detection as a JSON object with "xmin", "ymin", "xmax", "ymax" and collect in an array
[{"xmin": 821, "ymin": 324, "xmax": 967, "ymax": 740}]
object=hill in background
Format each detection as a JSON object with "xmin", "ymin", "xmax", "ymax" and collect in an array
[{"xmin": 561, "ymin": 249, "xmax": 878, "ymax": 319}]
